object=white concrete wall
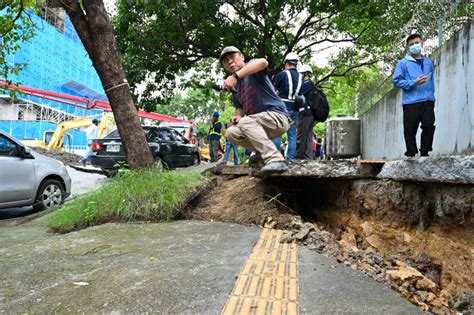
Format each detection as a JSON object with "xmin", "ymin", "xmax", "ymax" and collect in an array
[
  {"xmin": 361, "ymin": 20, "xmax": 473, "ymax": 160},
  {"xmin": 0, "ymin": 105, "xmax": 37, "ymax": 120},
  {"xmin": 23, "ymin": 109, "xmax": 37, "ymax": 120},
  {"xmin": 0, "ymin": 104, "xmax": 18, "ymax": 120}
]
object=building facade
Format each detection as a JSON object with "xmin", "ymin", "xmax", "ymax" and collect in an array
[{"xmin": 1, "ymin": 5, "xmax": 106, "ymax": 151}]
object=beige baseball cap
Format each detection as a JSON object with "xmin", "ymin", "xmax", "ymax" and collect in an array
[{"xmin": 219, "ymin": 46, "xmax": 241, "ymax": 61}]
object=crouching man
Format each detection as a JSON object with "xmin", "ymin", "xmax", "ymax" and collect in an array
[{"xmin": 219, "ymin": 46, "xmax": 290, "ymax": 174}]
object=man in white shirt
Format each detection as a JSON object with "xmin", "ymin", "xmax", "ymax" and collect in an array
[{"xmin": 80, "ymin": 118, "xmax": 100, "ymax": 166}]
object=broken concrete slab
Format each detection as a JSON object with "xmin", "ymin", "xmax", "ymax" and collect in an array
[
  {"xmin": 215, "ymin": 156, "xmax": 473, "ymax": 185},
  {"xmin": 284, "ymin": 160, "xmax": 384, "ymax": 178},
  {"xmin": 377, "ymin": 155, "xmax": 474, "ymax": 184},
  {"xmin": 213, "ymin": 164, "xmax": 250, "ymax": 176},
  {"xmin": 215, "ymin": 160, "xmax": 385, "ymax": 179}
]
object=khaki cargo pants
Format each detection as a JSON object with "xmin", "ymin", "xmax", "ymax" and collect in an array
[{"xmin": 226, "ymin": 111, "xmax": 290, "ymax": 163}]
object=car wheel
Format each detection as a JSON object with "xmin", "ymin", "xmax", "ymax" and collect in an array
[
  {"xmin": 33, "ymin": 179, "xmax": 65, "ymax": 211},
  {"xmin": 192, "ymin": 153, "xmax": 200, "ymax": 166}
]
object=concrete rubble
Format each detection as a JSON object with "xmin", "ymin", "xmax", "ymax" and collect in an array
[{"xmin": 279, "ymin": 215, "xmax": 472, "ymax": 314}]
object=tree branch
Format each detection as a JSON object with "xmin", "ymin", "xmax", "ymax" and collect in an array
[
  {"xmin": 286, "ymin": 11, "xmax": 315, "ymax": 54},
  {"xmin": 0, "ymin": 1, "xmax": 24, "ymax": 38},
  {"xmin": 298, "ymin": 20, "xmax": 372, "ymax": 53},
  {"xmin": 259, "ymin": 0, "xmax": 268, "ymax": 17},
  {"xmin": 173, "ymin": 14, "xmax": 219, "ymax": 58},
  {"xmin": 297, "ymin": 36, "xmax": 354, "ymax": 53},
  {"xmin": 226, "ymin": 2, "xmax": 263, "ymax": 27},
  {"xmin": 316, "ymin": 60, "xmax": 378, "ymax": 86}
]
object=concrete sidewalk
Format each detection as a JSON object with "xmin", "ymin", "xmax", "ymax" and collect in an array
[{"xmin": 0, "ymin": 221, "xmax": 421, "ymax": 314}]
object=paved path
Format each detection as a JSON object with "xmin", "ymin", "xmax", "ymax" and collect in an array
[
  {"xmin": 0, "ymin": 221, "xmax": 422, "ymax": 314},
  {"xmin": 66, "ymin": 166, "xmax": 109, "ymax": 198}
]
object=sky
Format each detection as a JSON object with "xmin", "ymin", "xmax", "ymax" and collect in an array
[{"xmin": 103, "ymin": 0, "xmax": 116, "ymax": 15}]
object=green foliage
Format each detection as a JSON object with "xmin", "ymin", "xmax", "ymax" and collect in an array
[
  {"xmin": 47, "ymin": 168, "xmax": 210, "ymax": 233},
  {"xmin": 311, "ymin": 65, "xmax": 389, "ymax": 137},
  {"xmin": 154, "ymin": 86, "xmax": 226, "ymax": 121},
  {"xmin": 151, "ymin": 84, "xmax": 236, "ymax": 140},
  {"xmin": 318, "ymin": 66, "xmax": 384, "ymax": 117},
  {"xmin": 114, "ymin": 0, "xmax": 417, "ymax": 106},
  {"xmin": 0, "ymin": 1, "xmax": 38, "ymax": 84}
]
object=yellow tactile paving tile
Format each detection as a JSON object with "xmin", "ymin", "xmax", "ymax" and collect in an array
[
  {"xmin": 222, "ymin": 297, "xmax": 298, "ymax": 315},
  {"xmin": 222, "ymin": 298, "xmax": 298, "ymax": 315},
  {"xmin": 221, "ymin": 228, "xmax": 299, "ymax": 315},
  {"xmin": 230, "ymin": 275, "xmax": 297, "ymax": 300}
]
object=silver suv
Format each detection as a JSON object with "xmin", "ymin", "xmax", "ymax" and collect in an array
[{"xmin": 0, "ymin": 131, "xmax": 71, "ymax": 211}]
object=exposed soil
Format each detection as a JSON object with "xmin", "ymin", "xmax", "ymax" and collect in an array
[
  {"xmin": 182, "ymin": 176, "xmax": 295, "ymax": 228},
  {"xmin": 186, "ymin": 174, "xmax": 474, "ymax": 314},
  {"xmin": 33, "ymin": 147, "xmax": 83, "ymax": 166}
]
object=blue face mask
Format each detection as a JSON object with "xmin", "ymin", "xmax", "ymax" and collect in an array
[{"xmin": 409, "ymin": 43, "xmax": 422, "ymax": 55}]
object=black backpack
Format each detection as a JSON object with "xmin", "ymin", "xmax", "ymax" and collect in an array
[{"xmin": 305, "ymin": 88, "xmax": 329, "ymax": 122}]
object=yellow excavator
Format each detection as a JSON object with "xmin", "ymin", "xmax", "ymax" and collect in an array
[{"xmin": 22, "ymin": 115, "xmax": 111, "ymax": 152}]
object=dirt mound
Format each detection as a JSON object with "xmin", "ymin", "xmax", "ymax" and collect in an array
[
  {"xmin": 183, "ymin": 176, "xmax": 294, "ymax": 228},
  {"xmin": 33, "ymin": 148, "xmax": 83, "ymax": 166}
]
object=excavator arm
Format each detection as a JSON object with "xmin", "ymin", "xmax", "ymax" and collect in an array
[{"xmin": 47, "ymin": 115, "xmax": 109, "ymax": 151}]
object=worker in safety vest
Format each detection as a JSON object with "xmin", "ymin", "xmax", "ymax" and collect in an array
[{"xmin": 207, "ymin": 111, "xmax": 222, "ymax": 162}]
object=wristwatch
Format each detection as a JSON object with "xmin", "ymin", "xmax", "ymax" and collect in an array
[{"xmin": 232, "ymin": 72, "xmax": 241, "ymax": 80}]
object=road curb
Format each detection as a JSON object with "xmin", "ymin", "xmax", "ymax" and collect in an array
[{"xmin": 69, "ymin": 164, "xmax": 105, "ymax": 175}]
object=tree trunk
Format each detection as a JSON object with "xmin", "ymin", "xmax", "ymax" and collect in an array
[{"xmin": 59, "ymin": 0, "xmax": 154, "ymax": 169}]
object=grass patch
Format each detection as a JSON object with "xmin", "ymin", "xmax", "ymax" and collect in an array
[{"xmin": 47, "ymin": 168, "xmax": 210, "ymax": 233}]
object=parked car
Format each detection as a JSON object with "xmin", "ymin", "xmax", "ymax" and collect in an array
[
  {"xmin": 90, "ymin": 125, "xmax": 200, "ymax": 173},
  {"xmin": 198, "ymin": 140, "xmax": 224, "ymax": 162},
  {"xmin": 0, "ymin": 131, "xmax": 71, "ymax": 211}
]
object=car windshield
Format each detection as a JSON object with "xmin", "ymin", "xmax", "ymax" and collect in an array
[{"xmin": 105, "ymin": 129, "xmax": 120, "ymax": 138}]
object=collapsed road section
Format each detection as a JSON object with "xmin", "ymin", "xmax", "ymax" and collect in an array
[{"xmin": 192, "ymin": 156, "xmax": 473, "ymax": 313}]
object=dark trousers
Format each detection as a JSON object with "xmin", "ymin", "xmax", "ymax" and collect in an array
[
  {"xmin": 403, "ymin": 101, "xmax": 435, "ymax": 156},
  {"xmin": 209, "ymin": 139, "xmax": 220, "ymax": 162},
  {"xmin": 296, "ymin": 112, "xmax": 315, "ymax": 160}
]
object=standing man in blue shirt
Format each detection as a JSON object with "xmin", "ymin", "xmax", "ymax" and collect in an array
[
  {"xmin": 393, "ymin": 33, "xmax": 436, "ymax": 157},
  {"xmin": 273, "ymin": 52, "xmax": 302, "ymax": 160},
  {"xmin": 219, "ymin": 46, "xmax": 291, "ymax": 174}
]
